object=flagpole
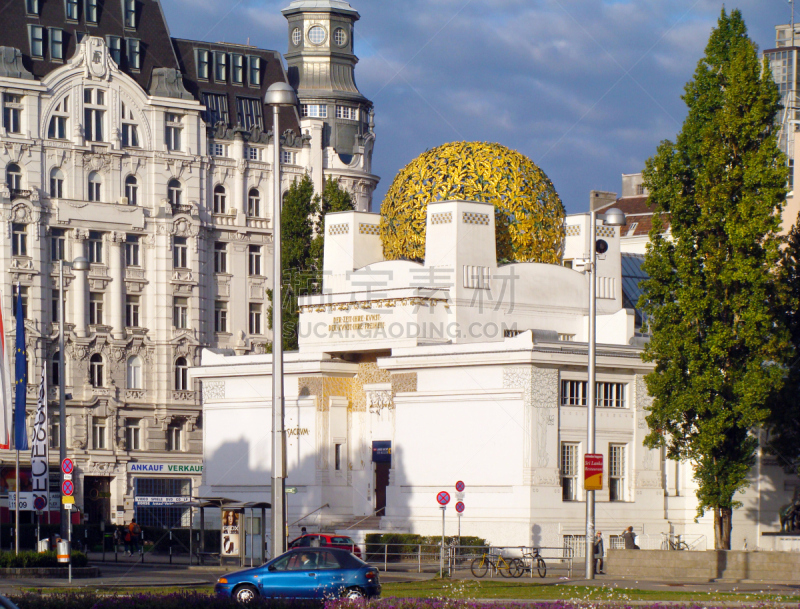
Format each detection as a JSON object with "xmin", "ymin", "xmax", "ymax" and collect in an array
[{"xmin": 15, "ymin": 447, "xmax": 19, "ymax": 554}]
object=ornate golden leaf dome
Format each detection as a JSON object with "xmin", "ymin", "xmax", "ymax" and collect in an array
[{"xmin": 379, "ymin": 142, "xmax": 566, "ymax": 264}]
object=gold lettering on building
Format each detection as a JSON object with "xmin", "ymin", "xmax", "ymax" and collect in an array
[{"xmin": 329, "ymin": 314, "xmax": 385, "ymax": 333}]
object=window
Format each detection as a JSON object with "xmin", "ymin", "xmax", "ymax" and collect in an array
[
  {"xmin": 174, "ymin": 357, "xmax": 188, "ymax": 390},
  {"xmin": 50, "ymin": 28, "xmax": 65, "ymax": 61},
  {"xmin": 4, "ymin": 95, "xmax": 22, "ymax": 134},
  {"xmin": 336, "ymin": 105, "xmax": 358, "ymax": 120},
  {"xmin": 90, "ymin": 354, "xmax": 104, "ymax": 388},
  {"xmin": 249, "ymin": 303, "xmax": 262, "ymax": 334},
  {"xmin": 236, "ymin": 97, "xmax": 263, "ymax": 130},
  {"xmin": 559, "ymin": 380, "xmax": 627, "ymax": 408},
  {"xmin": 248, "ymin": 56, "xmax": 261, "ymax": 86},
  {"xmin": 125, "ymin": 234, "xmax": 140, "ymax": 266},
  {"xmin": 125, "ymin": 418, "xmax": 141, "ymax": 450},
  {"xmin": 48, "ymin": 96, "xmax": 69, "ymax": 139},
  {"xmin": 121, "ymin": 103, "xmax": 139, "ymax": 147},
  {"xmin": 65, "ymin": 0, "xmax": 79, "ymax": 21},
  {"xmin": 334, "ymin": 444, "xmax": 342, "ymax": 471},
  {"xmin": 214, "ymin": 242, "xmax": 227, "ymax": 273},
  {"xmin": 14, "ymin": 286, "xmax": 28, "ymax": 319},
  {"xmin": 107, "ymin": 36, "xmax": 122, "ymax": 65},
  {"xmin": 173, "ymin": 297, "xmax": 188, "ymax": 329},
  {"xmin": 127, "ymin": 356, "xmax": 142, "ymax": 389},
  {"xmin": 197, "ymin": 50, "xmax": 210, "ymax": 80},
  {"xmin": 165, "ymin": 113, "xmax": 182, "ymax": 151},
  {"xmin": 291, "ymin": 28, "xmax": 302, "ymax": 46},
  {"xmin": 213, "ymin": 185, "xmax": 226, "ymax": 214},
  {"xmin": 301, "ymin": 104, "xmax": 327, "ymax": 118},
  {"xmin": 125, "ymin": 295, "xmax": 140, "ymax": 327},
  {"xmin": 214, "ymin": 301, "xmax": 227, "ymax": 333},
  {"xmin": 6, "ymin": 163, "xmax": 21, "ymax": 190},
  {"xmin": 248, "ymin": 244, "xmax": 261, "ymax": 276},
  {"xmin": 247, "ymin": 189, "xmax": 260, "ymax": 217},
  {"xmin": 125, "ymin": 175, "xmax": 138, "ymax": 204},
  {"xmin": 202, "ymin": 92, "xmax": 229, "ymax": 125},
  {"xmin": 92, "ymin": 416, "xmax": 107, "ymax": 448},
  {"xmin": 561, "ymin": 442, "xmax": 579, "ymax": 502},
  {"xmin": 26, "ymin": 0, "xmax": 39, "ymax": 15},
  {"xmin": 214, "ymin": 52, "xmax": 227, "ymax": 82},
  {"xmin": 51, "ymin": 353, "xmax": 62, "ymax": 387},
  {"xmin": 12, "ymin": 223, "xmax": 27, "ymax": 257},
  {"xmin": 88, "ymin": 231, "xmax": 103, "ymax": 263},
  {"xmin": 83, "ymin": 88, "xmax": 105, "ymax": 142},
  {"xmin": 49, "ymin": 418, "xmax": 59, "ymax": 448},
  {"xmin": 168, "ymin": 179, "xmax": 182, "ymax": 206},
  {"xmin": 210, "ymin": 142, "xmax": 227, "ymax": 157},
  {"xmin": 52, "ymin": 289, "xmax": 63, "ymax": 323},
  {"xmin": 49, "ymin": 168, "xmax": 65, "ymax": 200},
  {"xmin": 308, "ymin": 25, "xmax": 326, "ymax": 45},
  {"xmin": 333, "ymin": 27, "xmax": 347, "ymax": 47},
  {"xmin": 51, "ymin": 228, "xmax": 65, "ymax": 261},
  {"xmin": 173, "ymin": 236, "xmax": 188, "ymax": 268},
  {"xmin": 85, "ymin": 0, "xmax": 98, "ymax": 23},
  {"xmin": 29, "ymin": 25, "xmax": 44, "ymax": 59},
  {"xmin": 89, "ymin": 292, "xmax": 103, "ymax": 325},
  {"xmin": 248, "ymin": 147, "xmax": 260, "ymax": 161},
  {"xmin": 87, "ymin": 171, "xmax": 102, "ymax": 201},
  {"xmin": 123, "ymin": 0, "xmax": 136, "ymax": 28},
  {"xmin": 126, "ymin": 39, "xmax": 141, "ymax": 70},
  {"xmin": 232, "ymin": 54, "xmax": 244, "ymax": 85},
  {"xmin": 167, "ymin": 421, "xmax": 182, "ymax": 451},
  {"xmin": 609, "ymin": 444, "xmax": 626, "ymax": 502},
  {"xmin": 281, "ymin": 150, "xmax": 296, "ymax": 165}
]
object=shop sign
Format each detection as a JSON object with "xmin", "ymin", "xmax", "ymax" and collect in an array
[
  {"xmin": 127, "ymin": 463, "xmax": 203, "ymax": 473},
  {"xmin": 584, "ymin": 454, "xmax": 603, "ymax": 491},
  {"xmin": 372, "ymin": 441, "xmax": 391, "ymax": 463},
  {"xmin": 134, "ymin": 496, "xmax": 192, "ymax": 507}
]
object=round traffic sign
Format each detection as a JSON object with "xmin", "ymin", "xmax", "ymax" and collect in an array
[
  {"xmin": 436, "ymin": 491, "xmax": 451, "ymax": 506},
  {"xmin": 455, "ymin": 501, "xmax": 465, "ymax": 513},
  {"xmin": 455, "ymin": 480, "xmax": 465, "ymax": 492},
  {"xmin": 61, "ymin": 458, "xmax": 74, "ymax": 474},
  {"xmin": 33, "ymin": 496, "xmax": 47, "ymax": 511},
  {"xmin": 62, "ymin": 480, "xmax": 74, "ymax": 496}
]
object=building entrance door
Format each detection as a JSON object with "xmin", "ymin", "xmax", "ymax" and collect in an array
[
  {"xmin": 374, "ymin": 462, "xmax": 389, "ymax": 515},
  {"xmin": 84, "ymin": 476, "xmax": 112, "ymax": 524}
]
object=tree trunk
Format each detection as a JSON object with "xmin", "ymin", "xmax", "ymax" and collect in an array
[{"xmin": 714, "ymin": 506, "xmax": 733, "ymax": 549}]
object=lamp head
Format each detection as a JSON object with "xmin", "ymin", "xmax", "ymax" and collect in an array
[
  {"xmin": 265, "ymin": 82, "xmax": 298, "ymax": 107},
  {"xmin": 72, "ymin": 256, "xmax": 90, "ymax": 271},
  {"xmin": 602, "ymin": 208, "xmax": 627, "ymax": 227}
]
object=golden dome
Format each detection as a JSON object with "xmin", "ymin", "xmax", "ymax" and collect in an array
[{"xmin": 379, "ymin": 141, "xmax": 566, "ymax": 263}]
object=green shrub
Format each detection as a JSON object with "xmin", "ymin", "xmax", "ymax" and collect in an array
[
  {"xmin": 363, "ymin": 534, "xmax": 487, "ymax": 562},
  {"xmin": 0, "ymin": 550, "xmax": 87, "ymax": 568}
]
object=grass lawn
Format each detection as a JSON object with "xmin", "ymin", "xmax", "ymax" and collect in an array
[{"xmin": 380, "ymin": 579, "xmax": 799, "ymax": 603}]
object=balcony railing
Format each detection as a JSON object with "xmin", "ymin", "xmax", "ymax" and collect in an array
[
  {"xmin": 9, "ymin": 189, "xmax": 32, "ymax": 199},
  {"xmin": 172, "ymin": 390, "xmax": 196, "ymax": 402}
]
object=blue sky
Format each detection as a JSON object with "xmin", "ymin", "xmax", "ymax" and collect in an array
[{"xmin": 160, "ymin": 0, "xmax": 789, "ymax": 214}]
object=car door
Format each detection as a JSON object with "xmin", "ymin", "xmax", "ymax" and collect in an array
[{"xmin": 259, "ymin": 553, "xmax": 320, "ymax": 599}]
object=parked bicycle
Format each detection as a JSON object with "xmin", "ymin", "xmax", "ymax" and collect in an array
[
  {"xmin": 660, "ymin": 533, "xmax": 689, "ymax": 551},
  {"xmin": 470, "ymin": 550, "xmax": 517, "ymax": 578},
  {"xmin": 512, "ymin": 547, "xmax": 547, "ymax": 578}
]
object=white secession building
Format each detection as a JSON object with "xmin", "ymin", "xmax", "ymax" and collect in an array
[
  {"xmin": 192, "ymin": 198, "xmax": 800, "ymax": 554},
  {"xmin": 0, "ymin": 0, "xmax": 378, "ymax": 530}
]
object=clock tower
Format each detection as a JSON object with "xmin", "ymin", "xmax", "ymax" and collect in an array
[{"xmin": 282, "ymin": 0, "xmax": 378, "ymax": 211}]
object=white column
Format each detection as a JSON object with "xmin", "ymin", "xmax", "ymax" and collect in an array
[{"xmin": 108, "ymin": 232, "xmax": 125, "ymax": 339}]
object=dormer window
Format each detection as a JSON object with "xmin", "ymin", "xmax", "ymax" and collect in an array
[
  {"xmin": 336, "ymin": 105, "xmax": 358, "ymax": 120},
  {"xmin": 85, "ymin": 0, "xmax": 99, "ymax": 23},
  {"xmin": 248, "ymin": 56, "xmax": 261, "ymax": 86},
  {"xmin": 232, "ymin": 54, "xmax": 244, "ymax": 85},
  {"xmin": 197, "ymin": 50, "xmax": 210, "ymax": 80},
  {"xmin": 308, "ymin": 25, "xmax": 326, "ymax": 45},
  {"xmin": 65, "ymin": 0, "xmax": 79, "ymax": 21},
  {"xmin": 214, "ymin": 52, "xmax": 227, "ymax": 82},
  {"xmin": 26, "ymin": 0, "xmax": 39, "ymax": 16},
  {"xmin": 49, "ymin": 28, "xmax": 65, "ymax": 61},
  {"xmin": 301, "ymin": 104, "xmax": 327, "ymax": 118},
  {"xmin": 48, "ymin": 96, "xmax": 69, "ymax": 139},
  {"xmin": 123, "ymin": 0, "xmax": 136, "ymax": 29},
  {"xmin": 235, "ymin": 97, "xmax": 262, "ymax": 130},
  {"xmin": 127, "ymin": 39, "xmax": 141, "ymax": 71},
  {"xmin": 107, "ymin": 36, "xmax": 122, "ymax": 65}
]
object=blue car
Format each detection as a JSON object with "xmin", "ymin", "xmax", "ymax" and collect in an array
[{"xmin": 215, "ymin": 547, "xmax": 381, "ymax": 603}]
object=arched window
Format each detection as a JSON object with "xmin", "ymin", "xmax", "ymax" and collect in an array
[
  {"xmin": 168, "ymin": 179, "xmax": 182, "ymax": 206},
  {"xmin": 90, "ymin": 353, "xmax": 104, "ymax": 387},
  {"xmin": 87, "ymin": 171, "xmax": 101, "ymax": 202},
  {"xmin": 6, "ymin": 164, "xmax": 21, "ymax": 191},
  {"xmin": 247, "ymin": 188, "xmax": 260, "ymax": 217},
  {"xmin": 127, "ymin": 355, "xmax": 142, "ymax": 389},
  {"xmin": 125, "ymin": 175, "xmax": 138, "ymax": 205},
  {"xmin": 174, "ymin": 357, "xmax": 189, "ymax": 391},
  {"xmin": 50, "ymin": 168, "xmax": 64, "ymax": 199},
  {"xmin": 213, "ymin": 185, "xmax": 226, "ymax": 214}
]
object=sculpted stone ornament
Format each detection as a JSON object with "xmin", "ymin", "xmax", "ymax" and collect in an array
[
  {"xmin": 69, "ymin": 36, "xmax": 120, "ymax": 81},
  {"xmin": 0, "ymin": 47, "xmax": 33, "ymax": 79},
  {"xmin": 149, "ymin": 68, "xmax": 193, "ymax": 100}
]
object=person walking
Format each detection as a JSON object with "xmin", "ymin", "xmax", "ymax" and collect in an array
[
  {"xmin": 113, "ymin": 526, "xmax": 122, "ymax": 553},
  {"xmin": 594, "ymin": 531, "xmax": 605, "ymax": 574},
  {"xmin": 124, "ymin": 525, "xmax": 131, "ymax": 555},
  {"xmin": 622, "ymin": 526, "xmax": 639, "ymax": 549},
  {"xmin": 128, "ymin": 518, "xmax": 141, "ymax": 555}
]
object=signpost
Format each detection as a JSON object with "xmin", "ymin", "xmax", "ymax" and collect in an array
[
  {"xmin": 584, "ymin": 454, "xmax": 603, "ymax": 491},
  {"xmin": 436, "ymin": 491, "xmax": 450, "ymax": 575}
]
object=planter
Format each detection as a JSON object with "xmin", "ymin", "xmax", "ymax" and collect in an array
[{"xmin": 0, "ymin": 566, "xmax": 100, "ymax": 579}]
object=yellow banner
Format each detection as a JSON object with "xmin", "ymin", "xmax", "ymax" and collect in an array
[
  {"xmin": 62, "ymin": 495, "xmax": 75, "ymax": 504},
  {"xmin": 584, "ymin": 473, "xmax": 603, "ymax": 491}
]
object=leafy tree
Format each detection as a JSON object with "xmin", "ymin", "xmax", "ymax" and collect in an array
[
  {"xmin": 638, "ymin": 9, "xmax": 790, "ymax": 549},
  {"xmin": 269, "ymin": 175, "xmax": 354, "ymax": 351}
]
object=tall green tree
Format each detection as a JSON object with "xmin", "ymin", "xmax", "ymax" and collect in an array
[
  {"xmin": 638, "ymin": 9, "xmax": 790, "ymax": 549},
  {"xmin": 269, "ymin": 175, "xmax": 354, "ymax": 351}
]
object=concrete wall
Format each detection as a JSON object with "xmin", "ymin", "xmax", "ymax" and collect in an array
[{"xmin": 607, "ymin": 549, "xmax": 800, "ymax": 582}]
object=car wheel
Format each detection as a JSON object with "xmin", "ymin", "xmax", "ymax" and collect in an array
[
  {"xmin": 343, "ymin": 587, "xmax": 365, "ymax": 599},
  {"xmin": 233, "ymin": 584, "xmax": 259, "ymax": 604}
]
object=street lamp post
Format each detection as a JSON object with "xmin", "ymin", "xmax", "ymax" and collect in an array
[
  {"xmin": 585, "ymin": 207, "xmax": 626, "ymax": 580},
  {"xmin": 59, "ymin": 256, "xmax": 89, "ymax": 540},
  {"xmin": 264, "ymin": 82, "xmax": 298, "ymax": 558}
]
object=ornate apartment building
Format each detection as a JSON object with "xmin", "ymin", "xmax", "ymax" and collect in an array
[{"xmin": 0, "ymin": 0, "xmax": 377, "ymax": 528}]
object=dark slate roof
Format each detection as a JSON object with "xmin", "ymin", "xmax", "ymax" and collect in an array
[{"xmin": 621, "ymin": 253, "xmax": 648, "ymax": 329}]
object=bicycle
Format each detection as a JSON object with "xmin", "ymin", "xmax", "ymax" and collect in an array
[
  {"xmin": 660, "ymin": 533, "xmax": 689, "ymax": 551},
  {"xmin": 470, "ymin": 550, "xmax": 516, "ymax": 578},
  {"xmin": 514, "ymin": 547, "xmax": 547, "ymax": 578}
]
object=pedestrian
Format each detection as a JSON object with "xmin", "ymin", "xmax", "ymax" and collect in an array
[
  {"xmin": 594, "ymin": 531, "xmax": 604, "ymax": 574},
  {"xmin": 128, "ymin": 518, "xmax": 141, "ymax": 555},
  {"xmin": 622, "ymin": 526, "xmax": 639, "ymax": 550},
  {"xmin": 113, "ymin": 526, "xmax": 122, "ymax": 552},
  {"xmin": 301, "ymin": 526, "xmax": 307, "ymax": 535},
  {"xmin": 124, "ymin": 525, "xmax": 132, "ymax": 555}
]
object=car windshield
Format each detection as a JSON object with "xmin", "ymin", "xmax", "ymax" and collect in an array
[{"xmin": 330, "ymin": 536, "xmax": 355, "ymax": 545}]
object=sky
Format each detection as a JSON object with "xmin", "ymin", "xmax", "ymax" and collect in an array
[{"xmin": 160, "ymin": 0, "xmax": 790, "ymax": 214}]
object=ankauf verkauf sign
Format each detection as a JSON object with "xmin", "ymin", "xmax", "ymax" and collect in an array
[{"xmin": 127, "ymin": 463, "xmax": 203, "ymax": 473}]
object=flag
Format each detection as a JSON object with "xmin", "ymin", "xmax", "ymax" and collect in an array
[
  {"xmin": 31, "ymin": 366, "xmax": 48, "ymax": 508},
  {"xmin": 13, "ymin": 285, "xmax": 27, "ymax": 451},
  {"xmin": 0, "ymin": 290, "xmax": 10, "ymax": 450}
]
